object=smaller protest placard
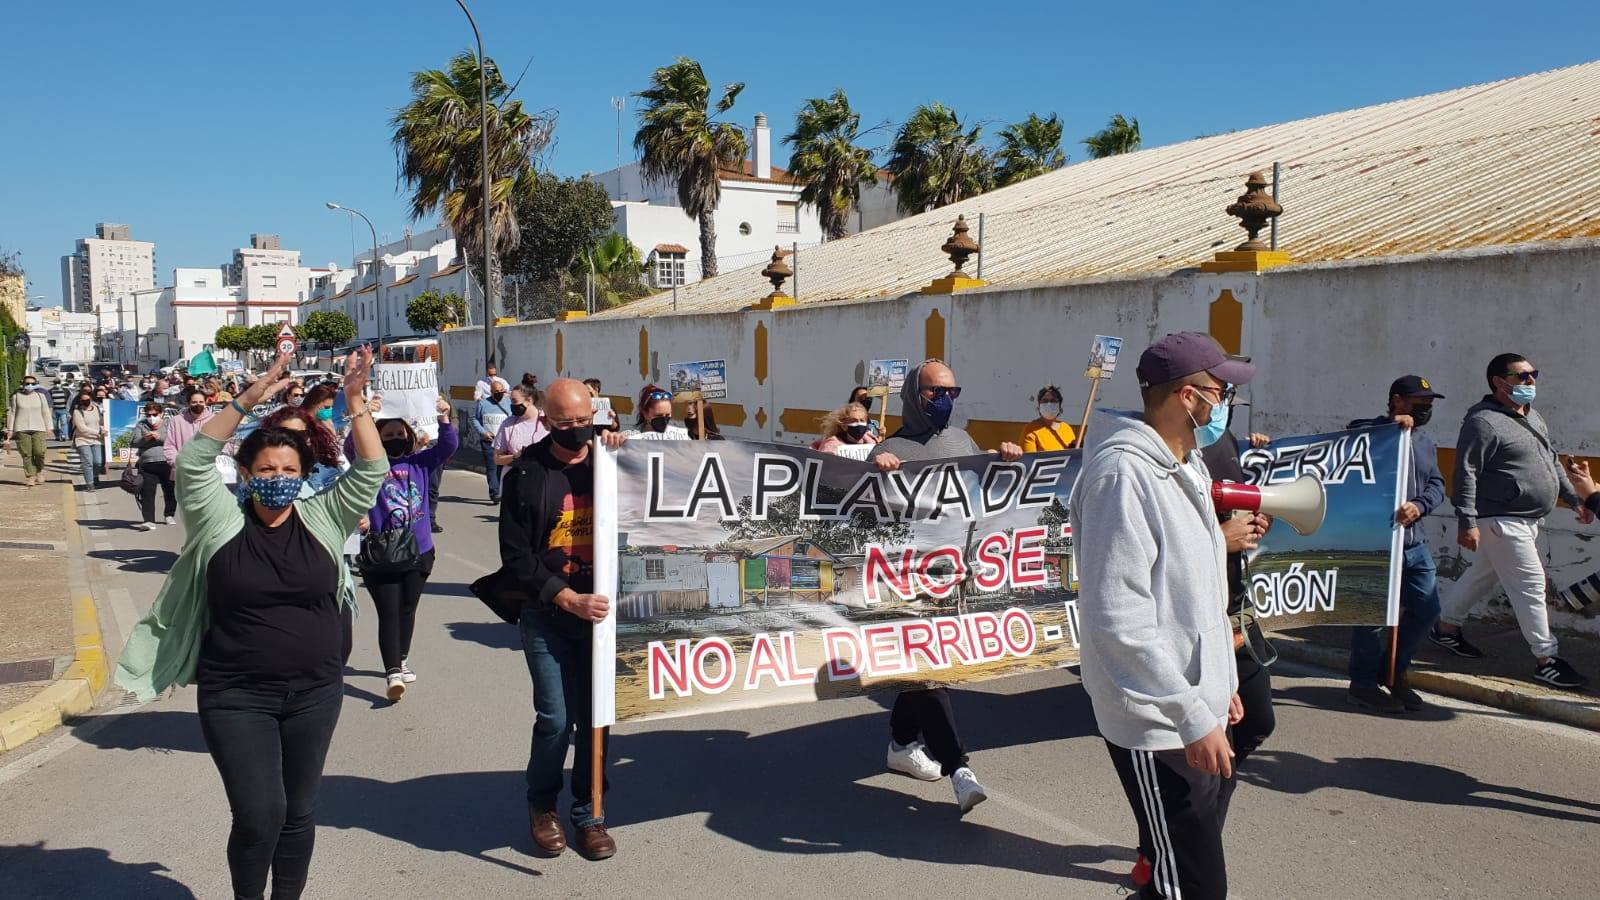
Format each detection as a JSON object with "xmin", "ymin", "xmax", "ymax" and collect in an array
[
  {"xmin": 867, "ymin": 359, "xmax": 908, "ymax": 391},
  {"xmin": 107, "ymin": 399, "xmax": 142, "ymax": 463},
  {"xmin": 668, "ymin": 359, "xmax": 727, "ymax": 400},
  {"xmin": 372, "ymin": 361, "xmax": 441, "ymax": 440},
  {"xmin": 1084, "ymin": 335, "xmax": 1123, "ymax": 380}
]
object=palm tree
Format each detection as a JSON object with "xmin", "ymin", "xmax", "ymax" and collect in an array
[
  {"xmin": 582, "ymin": 233, "xmax": 650, "ymax": 309},
  {"xmin": 886, "ymin": 103, "xmax": 993, "ymax": 215},
  {"xmin": 1082, "ymin": 114, "xmax": 1141, "ymax": 159},
  {"xmin": 995, "ymin": 112, "xmax": 1066, "ymax": 186},
  {"xmin": 634, "ymin": 58, "xmax": 747, "ymax": 279},
  {"xmin": 784, "ymin": 89, "xmax": 879, "ymax": 240},
  {"xmin": 392, "ymin": 51, "xmax": 553, "ymax": 318}
]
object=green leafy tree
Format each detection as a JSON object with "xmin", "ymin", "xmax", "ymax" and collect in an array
[
  {"xmin": 393, "ymin": 51, "xmax": 553, "ymax": 317},
  {"xmin": 246, "ymin": 323, "xmax": 280, "ymax": 352},
  {"xmin": 503, "ymin": 172, "xmax": 618, "ymax": 284},
  {"xmin": 1082, "ymin": 113, "xmax": 1141, "ymax": 159},
  {"xmin": 212, "ymin": 325, "xmax": 252, "ymax": 353},
  {"xmin": 784, "ymin": 89, "xmax": 879, "ymax": 240},
  {"xmin": 406, "ymin": 289, "xmax": 468, "ymax": 334},
  {"xmin": 634, "ymin": 57, "xmax": 747, "ymax": 279},
  {"xmin": 886, "ymin": 103, "xmax": 993, "ymax": 215},
  {"xmin": 297, "ymin": 310, "xmax": 356, "ymax": 347},
  {"xmin": 996, "ymin": 113, "xmax": 1067, "ymax": 186},
  {"xmin": 723, "ymin": 492, "xmax": 911, "ymax": 557}
]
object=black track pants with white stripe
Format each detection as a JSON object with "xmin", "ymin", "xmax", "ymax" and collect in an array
[{"xmin": 1106, "ymin": 739, "xmax": 1236, "ymax": 900}]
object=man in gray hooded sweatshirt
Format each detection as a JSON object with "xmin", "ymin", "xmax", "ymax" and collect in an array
[
  {"xmin": 1073, "ymin": 333, "xmax": 1248, "ymax": 900},
  {"xmin": 870, "ymin": 359, "xmax": 1022, "ymax": 814}
]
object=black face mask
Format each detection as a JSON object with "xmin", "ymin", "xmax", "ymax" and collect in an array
[
  {"xmin": 189, "ymin": 404, "xmax": 206, "ymax": 415},
  {"xmin": 844, "ymin": 422, "xmax": 871, "ymax": 443},
  {"xmin": 490, "ymin": 392, "xmax": 505, "ymax": 404},
  {"xmin": 684, "ymin": 418, "xmax": 698, "ymax": 436},
  {"xmin": 859, "ymin": 397, "xmax": 873, "ymax": 412},
  {"xmin": 1410, "ymin": 406, "xmax": 1433, "ymax": 428},
  {"xmin": 382, "ymin": 437, "xmax": 411, "ymax": 459},
  {"xmin": 647, "ymin": 415, "xmax": 671, "ymax": 434},
  {"xmin": 510, "ymin": 403, "xmax": 528, "ymax": 417},
  {"xmin": 551, "ymin": 424, "xmax": 593, "ymax": 451}
]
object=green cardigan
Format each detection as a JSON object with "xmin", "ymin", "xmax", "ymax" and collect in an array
[{"xmin": 115, "ymin": 432, "xmax": 388, "ymax": 701}]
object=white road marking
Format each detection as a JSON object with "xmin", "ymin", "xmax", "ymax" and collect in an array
[{"xmin": 107, "ymin": 587, "xmax": 139, "ymax": 648}]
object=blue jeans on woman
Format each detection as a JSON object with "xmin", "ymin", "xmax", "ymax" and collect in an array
[
  {"xmin": 1350, "ymin": 543, "xmax": 1442, "ymax": 688},
  {"xmin": 75, "ymin": 443, "xmax": 104, "ymax": 489},
  {"xmin": 520, "ymin": 607, "xmax": 608, "ymax": 827}
]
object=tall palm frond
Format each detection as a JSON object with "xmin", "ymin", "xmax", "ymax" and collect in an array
[
  {"xmin": 996, "ymin": 112, "xmax": 1066, "ymax": 186},
  {"xmin": 784, "ymin": 89, "xmax": 879, "ymax": 239},
  {"xmin": 1082, "ymin": 113, "xmax": 1141, "ymax": 159},
  {"xmin": 886, "ymin": 103, "xmax": 993, "ymax": 215}
]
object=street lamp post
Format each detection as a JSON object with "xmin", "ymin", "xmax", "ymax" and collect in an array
[
  {"xmin": 326, "ymin": 202, "xmax": 384, "ymax": 354},
  {"xmin": 453, "ymin": 0, "xmax": 496, "ymax": 370}
]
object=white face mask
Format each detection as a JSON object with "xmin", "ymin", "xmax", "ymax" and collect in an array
[{"xmin": 1039, "ymin": 402, "xmax": 1062, "ymax": 419}]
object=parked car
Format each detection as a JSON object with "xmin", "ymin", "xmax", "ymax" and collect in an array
[
  {"xmin": 56, "ymin": 363, "xmax": 82, "ymax": 384},
  {"xmin": 290, "ymin": 369, "xmax": 338, "ymax": 386},
  {"xmin": 34, "ymin": 357, "xmax": 61, "ymax": 375}
]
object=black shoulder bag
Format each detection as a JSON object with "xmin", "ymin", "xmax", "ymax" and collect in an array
[{"xmin": 358, "ymin": 470, "xmax": 422, "ymax": 575}]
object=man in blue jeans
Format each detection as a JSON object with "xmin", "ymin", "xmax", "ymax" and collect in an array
[
  {"xmin": 497, "ymin": 378, "xmax": 615, "ymax": 861},
  {"xmin": 471, "ymin": 386, "xmax": 513, "ymax": 503},
  {"xmin": 1347, "ymin": 375, "xmax": 1447, "ymax": 712}
]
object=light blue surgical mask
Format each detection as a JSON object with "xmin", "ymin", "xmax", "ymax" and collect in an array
[
  {"xmin": 1510, "ymin": 384, "xmax": 1536, "ymax": 405},
  {"xmin": 1190, "ymin": 386, "xmax": 1231, "ymax": 449}
]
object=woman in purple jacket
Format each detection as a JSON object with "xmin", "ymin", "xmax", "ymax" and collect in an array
[{"xmin": 361, "ymin": 397, "xmax": 459, "ymax": 701}]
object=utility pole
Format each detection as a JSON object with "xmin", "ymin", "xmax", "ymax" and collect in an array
[{"xmin": 611, "ymin": 96, "xmax": 625, "ymax": 197}]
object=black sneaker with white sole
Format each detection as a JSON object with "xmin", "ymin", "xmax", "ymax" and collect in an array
[
  {"xmin": 1533, "ymin": 657, "xmax": 1590, "ymax": 690},
  {"xmin": 1428, "ymin": 627, "xmax": 1485, "ymax": 659}
]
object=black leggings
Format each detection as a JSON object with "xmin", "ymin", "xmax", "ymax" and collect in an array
[
  {"xmin": 889, "ymin": 687, "xmax": 968, "ymax": 776},
  {"xmin": 363, "ymin": 549, "xmax": 434, "ymax": 674},
  {"xmin": 198, "ymin": 681, "xmax": 343, "ymax": 900},
  {"xmin": 137, "ymin": 460, "xmax": 177, "ymax": 523}
]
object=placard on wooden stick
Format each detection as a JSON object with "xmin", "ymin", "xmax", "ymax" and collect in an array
[{"xmin": 1076, "ymin": 335, "xmax": 1124, "ymax": 446}]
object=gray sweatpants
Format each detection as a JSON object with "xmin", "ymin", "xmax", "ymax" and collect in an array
[{"xmin": 1440, "ymin": 516, "xmax": 1557, "ymax": 659}]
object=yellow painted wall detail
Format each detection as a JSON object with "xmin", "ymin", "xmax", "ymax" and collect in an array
[
  {"xmin": 748, "ymin": 295, "xmax": 795, "ymax": 310},
  {"xmin": 608, "ymin": 394, "xmax": 635, "ymax": 416},
  {"xmin": 925, "ymin": 308, "xmax": 946, "ymax": 362},
  {"xmin": 754, "ymin": 321, "xmax": 770, "ymax": 384},
  {"xmin": 755, "ymin": 407, "xmax": 768, "ymax": 429},
  {"xmin": 965, "ymin": 419, "xmax": 1031, "ymax": 454},
  {"xmin": 920, "ymin": 274, "xmax": 987, "ymax": 295},
  {"xmin": 554, "ymin": 310, "xmax": 587, "ymax": 322},
  {"xmin": 1200, "ymin": 250, "xmax": 1293, "ymax": 273},
  {"xmin": 779, "ymin": 407, "xmax": 901, "ymax": 437},
  {"xmin": 1209, "ymin": 289, "xmax": 1243, "ymax": 356}
]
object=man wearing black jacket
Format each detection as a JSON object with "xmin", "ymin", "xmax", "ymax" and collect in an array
[
  {"xmin": 1347, "ymin": 376, "xmax": 1447, "ymax": 712},
  {"xmin": 499, "ymin": 378, "xmax": 617, "ymax": 861}
]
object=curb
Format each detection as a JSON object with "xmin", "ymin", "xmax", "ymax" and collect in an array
[
  {"xmin": 0, "ymin": 480, "xmax": 110, "ymax": 752},
  {"xmin": 1269, "ymin": 632, "xmax": 1600, "ymax": 733}
]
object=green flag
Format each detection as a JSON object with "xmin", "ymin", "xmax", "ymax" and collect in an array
[{"xmin": 188, "ymin": 348, "xmax": 218, "ymax": 376}]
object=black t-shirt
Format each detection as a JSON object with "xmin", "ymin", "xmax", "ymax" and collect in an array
[
  {"xmin": 1201, "ymin": 432, "xmax": 1249, "ymax": 614},
  {"xmin": 532, "ymin": 440, "xmax": 595, "ymax": 596},
  {"xmin": 198, "ymin": 507, "xmax": 342, "ymax": 691}
]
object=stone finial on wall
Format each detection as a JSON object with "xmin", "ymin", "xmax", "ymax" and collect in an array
[{"xmin": 1225, "ymin": 171, "xmax": 1282, "ymax": 252}]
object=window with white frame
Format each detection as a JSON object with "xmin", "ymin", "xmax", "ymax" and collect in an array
[
  {"xmin": 262, "ymin": 275, "xmax": 277, "ymax": 288},
  {"xmin": 655, "ymin": 253, "xmax": 685, "ymax": 287},
  {"xmin": 644, "ymin": 558, "xmax": 666, "ymax": 581},
  {"xmin": 776, "ymin": 200, "xmax": 800, "ymax": 233}
]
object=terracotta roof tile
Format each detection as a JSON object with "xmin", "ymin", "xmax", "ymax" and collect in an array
[{"xmin": 654, "ymin": 243, "xmax": 690, "ymax": 255}]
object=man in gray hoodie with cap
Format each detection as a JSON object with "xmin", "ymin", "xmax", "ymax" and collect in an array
[
  {"xmin": 870, "ymin": 358, "xmax": 1021, "ymax": 814},
  {"xmin": 1073, "ymin": 332, "xmax": 1248, "ymax": 900}
]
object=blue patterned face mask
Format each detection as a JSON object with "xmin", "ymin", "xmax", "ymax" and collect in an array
[{"xmin": 241, "ymin": 475, "xmax": 304, "ymax": 510}]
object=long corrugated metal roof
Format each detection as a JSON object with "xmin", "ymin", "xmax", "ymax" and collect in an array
[{"xmin": 595, "ymin": 60, "xmax": 1600, "ymax": 318}]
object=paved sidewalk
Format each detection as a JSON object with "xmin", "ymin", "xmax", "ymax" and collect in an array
[
  {"xmin": 0, "ymin": 444, "xmax": 109, "ymax": 752},
  {"xmin": 1274, "ymin": 617, "xmax": 1600, "ymax": 731}
]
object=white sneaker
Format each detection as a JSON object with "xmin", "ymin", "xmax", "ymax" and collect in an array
[
  {"xmin": 951, "ymin": 767, "xmax": 988, "ymax": 813},
  {"xmin": 399, "ymin": 659, "xmax": 417, "ymax": 683},
  {"xmin": 886, "ymin": 740, "xmax": 942, "ymax": 781},
  {"xmin": 135, "ymin": 522, "xmax": 155, "ymax": 531},
  {"xmin": 164, "ymin": 515, "xmax": 176, "ymax": 525},
  {"xmin": 386, "ymin": 673, "xmax": 406, "ymax": 701}
]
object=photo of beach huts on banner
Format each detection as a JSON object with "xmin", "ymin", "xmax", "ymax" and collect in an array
[
  {"xmin": 106, "ymin": 399, "xmax": 143, "ymax": 464},
  {"xmin": 607, "ymin": 439, "xmax": 1084, "ymax": 721}
]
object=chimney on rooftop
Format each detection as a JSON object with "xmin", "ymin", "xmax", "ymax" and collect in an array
[{"xmin": 753, "ymin": 113, "xmax": 771, "ymax": 180}]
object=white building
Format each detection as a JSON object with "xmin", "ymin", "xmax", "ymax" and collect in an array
[
  {"xmin": 26, "ymin": 307, "xmax": 98, "ymax": 364},
  {"xmin": 60, "ymin": 223, "xmax": 157, "ymax": 314},
  {"xmin": 227, "ymin": 233, "xmax": 300, "ymax": 284},
  {"xmin": 302, "ymin": 225, "xmax": 479, "ymax": 344},
  {"xmin": 594, "ymin": 113, "xmax": 827, "ymax": 287}
]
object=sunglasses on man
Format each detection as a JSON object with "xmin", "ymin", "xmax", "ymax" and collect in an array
[
  {"xmin": 1500, "ymin": 370, "xmax": 1539, "ymax": 383},
  {"xmin": 919, "ymin": 385, "xmax": 962, "ymax": 399}
]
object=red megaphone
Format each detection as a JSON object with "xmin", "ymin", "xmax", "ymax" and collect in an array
[{"xmin": 1212, "ymin": 474, "xmax": 1327, "ymax": 537}]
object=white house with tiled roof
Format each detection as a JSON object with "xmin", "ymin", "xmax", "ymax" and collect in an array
[
  {"xmin": 594, "ymin": 113, "xmax": 827, "ymax": 287},
  {"xmin": 300, "ymin": 225, "xmax": 481, "ymax": 343}
]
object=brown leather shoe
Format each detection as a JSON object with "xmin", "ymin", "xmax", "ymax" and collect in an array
[
  {"xmin": 529, "ymin": 808, "xmax": 566, "ymax": 856},
  {"xmin": 575, "ymin": 823, "xmax": 617, "ymax": 860}
]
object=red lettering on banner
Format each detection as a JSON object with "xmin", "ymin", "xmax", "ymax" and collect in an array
[
  {"xmin": 865, "ymin": 546, "xmax": 917, "ymax": 603},
  {"xmin": 648, "ymin": 640, "xmax": 692, "ymax": 700},
  {"xmin": 862, "ymin": 625, "xmax": 909, "ymax": 675},
  {"xmin": 935, "ymin": 617, "xmax": 971, "ymax": 665},
  {"xmin": 744, "ymin": 633, "xmax": 786, "ymax": 690},
  {"xmin": 974, "ymin": 532, "xmax": 1009, "ymax": 592},
  {"xmin": 917, "ymin": 546, "xmax": 965, "ymax": 599},
  {"xmin": 1001, "ymin": 608, "xmax": 1037, "ymax": 657},
  {"xmin": 1010, "ymin": 526, "xmax": 1048, "ymax": 588},
  {"xmin": 781, "ymin": 632, "xmax": 818, "ymax": 682},
  {"xmin": 901, "ymin": 620, "xmax": 945, "ymax": 670},
  {"xmin": 823, "ymin": 629, "xmax": 864, "ymax": 680},
  {"xmin": 692, "ymin": 638, "xmax": 736, "ymax": 694},
  {"xmin": 969, "ymin": 612, "xmax": 1006, "ymax": 661}
]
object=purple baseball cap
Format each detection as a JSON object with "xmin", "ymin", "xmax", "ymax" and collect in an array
[{"xmin": 1136, "ymin": 332, "xmax": 1256, "ymax": 388}]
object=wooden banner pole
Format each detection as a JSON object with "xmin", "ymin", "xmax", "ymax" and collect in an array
[
  {"xmin": 591, "ymin": 726, "xmax": 606, "ymax": 819},
  {"xmin": 695, "ymin": 398, "xmax": 706, "ymax": 440},
  {"xmin": 1385, "ymin": 626, "xmax": 1399, "ymax": 689},
  {"xmin": 1075, "ymin": 376, "xmax": 1102, "ymax": 448}
]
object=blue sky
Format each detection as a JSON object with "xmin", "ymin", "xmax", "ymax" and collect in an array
[{"xmin": 4, "ymin": 1, "xmax": 1598, "ymax": 307}]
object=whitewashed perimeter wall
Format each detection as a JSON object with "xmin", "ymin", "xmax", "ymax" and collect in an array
[{"xmin": 443, "ymin": 238, "xmax": 1600, "ymax": 634}]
